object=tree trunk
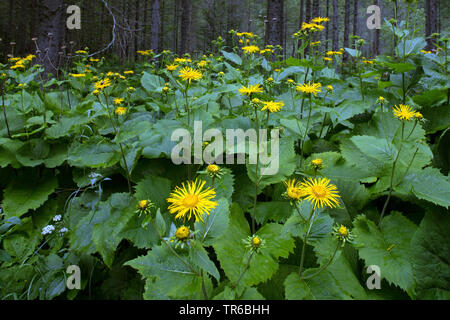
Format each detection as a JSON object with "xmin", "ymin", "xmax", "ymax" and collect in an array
[
  {"xmin": 266, "ymin": 0, "xmax": 284, "ymax": 48},
  {"xmin": 325, "ymin": 0, "xmax": 329, "ymax": 51},
  {"xmin": 332, "ymin": 0, "xmax": 338, "ymax": 51},
  {"xmin": 343, "ymin": 0, "xmax": 350, "ymax": 61},
  {"xmin": 373, "ymin": 0, "xmax": 379, "ymax": 56},
  {"xmin": 353, "ymin": 0, "xmax": 358, "ymax": 39},
  {"xmin": 180, "ymin": 0, "xmax": 192, "ymax": 54},
  {"xmin": 425, "ymin": 0, "xmax": 438, "ymax": 50},
  {"xmin": 312, "ymin": 0, "xmax": 319, "ymax": 18},
  {"xmin": 151, "ymin": 0, "xmax": 161, "ymax": 52},
  {"xmin": 36, "ymin": 0, "xmax": 64, "ymax": 77},
  {"xmin": 305, "ymin": 0, "xmax": 311, "ymax": 22},
  {"xmin": 135, "ymin": 0, "xmax": 140, "ymax": 60}
]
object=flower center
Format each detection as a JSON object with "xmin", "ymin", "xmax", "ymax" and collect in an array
[
  {"xmin": 311, "ymin": 185, "xmax": 327, "ymax": 198},
  {"xmin": 183, "ymin": 194, "xmax": 199, "ymax": 208},
  {"xmin": 338, "ymin": 225, "xmax": 348, "ymax": 236}
]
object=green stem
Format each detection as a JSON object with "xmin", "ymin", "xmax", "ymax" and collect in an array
[
  {"xmin": 379, "ymin": 121, "xmax": 405, "ymax": 225},
  {"xmin": 301, "ymin": 241, "xmax": 341, "ymax": 280},
  {"xmin": 299, "ymin": 206, "xmax": 315, "ymax": 276},
  {"xmin": 232, "ymin": 251, "xmax": 255, "ymax": 289},
  {"xmin": 300, "ymin": 95, "xmax": 313, "ymax": 168},
  {"xmin": 1, "ymin": 81, "xmax": 11, "ymax": 138},
  {"xmin": 395, "ymin": 146, "xmax": 419, "ymax": 187},
  {"xmin": 252, "ymin": 105, "xmax": 259, "ymax": 234}
]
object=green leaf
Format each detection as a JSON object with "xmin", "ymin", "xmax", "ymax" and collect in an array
[
  {"xmin": 154, "ymin": 209, "xmax": 166, "ymax": 237},
  {"xmin": 68, "ymin": 138, "xmax": 120, "ymax": 168},
  {"xmin": 353, "ymin": 212, "xmax": 417, "ymax": 296},
  {"xmin": 126, "ymin": 245, "xmax": 202, "ymax": 299},
  {"xmin": 213, "ymin": 203, "xmax": 295, "ymax": 287},
  {"xmin": 246, "ymin": 136, "xmax": 297, "ymax": 188},
  {"xmin": 141, "ymin": 72, "xmax": 165, "ymax": 92},
  {"xmin": 411, "ymin": 208, "xmax": 450, "ymax": 299},
  {"xmin": 195, "ymin": 198, "xmax": 230, "ymax": 246},
  {"xmin": 190, "ymin": 241, "xmax": 220, "ymax": 281},
  {"xmin": 3, "ymin": 170, "xmax": 58, "ymax": 218},
  {"xmin": 396, "ymin": 167, "xmax": 450, "ymax": 208},
  {"xmin": 92, "ymin": 193, "xmax": 135, "ymax": 267},
  {"xmin": 285, "ymin": 271, "xmax": 354, "ymax": 299},
  {"xmin": 221, "ymin": 50, "xmax": 242, "ymax": 65},
  {"xmin": 134, "ymin": 175, "xmax": 172, "ymax": 210}
]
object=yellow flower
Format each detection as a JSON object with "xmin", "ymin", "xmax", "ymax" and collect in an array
[
  {"xmin": 175, "ymin": 226, "xmax": 190, "ymax": 240},
  {"xmin": 138, "ymin": 200, "xmax": 150, "ymax": 209},
  {"xmin": 167, "ymin": 179, "xmax": 218, "ymax": 222},
  {"xmin": 266, "ymin": 77, "xmax": 274, "ymax": 82},
  {"xmin": 323, "ymin": 57, "xmax": 333, "ymax": 61},
  {"xmin": 301, "ymin": 22, "xmax": 324, "ymax": 31},
  {"xmin": 94, "ymin": 78, "xmax": 112, "ymax": 90},
  {"xmin": 218, "ymin": 71, "xmax": 225, "ymax": 76},
  {"xmin": 114, "ymin": 107, "xmax": 127, "ymax": 115},
  {"xmin": 242, "ymin": 45, "xmax": 260, "ymax": 54},
  {"xmin": 174, "ymin": 57, "xmax": 187, "ymax": 63},
  {"xmin": 178, "ymin": 67, "xmax": 203, "ymax": 83},
  {"xmin": 296, "ymin": 81, "xmax": 322, "ymax": 96},
  {"xmin": 70, "ymin": 73, "xmax": 86, "ymax": 78},
  {"xmin": 137, "ymin": 49, "xmax": 153, "ymax": 56},
  {"xmin": 287, "ymin": 79, "xmax": 295, "ymax": 84},
  {"xmin": 23, "ymin": 54, "xmax": 36, "ymax": 61},
  {"xmin": 251, "ymin": 97, "xmax": 261, "ymax": 104},
  {"xmin": 311, "ymin": 41, "xmax": 321, "ymax": 46},
  {"xmin": 338, "ymin": 225, "xmax": 348, "ymax": 237},
  {"xmin": 114, "ymin": 98, "xmax": 124, "ymax": 105},
  {"xmin": 420, "ymin": 49, "xmax": 432, "ymax": 54},
  {"xmin": 378, "ymin": 96, "xmax": 385, "ymax": 103},
  {"xmin": 197, "ymin": 60, "xmax": 207, "ymax": 68},
  {"xmin": 414, "ymin": 111, "xmax": 423, "ymax": 119},
  {"xmin": 261, "ymin": 100, "xmax": 284, "ymax": 113},
  {"xmin": 393, "ymin": 104, "xmax": 416, "ymax": 121},
  {"xmin": 207, "ymin": 164, "xmax": 220, "ymax": 174},
  {"xmin": 166, "ymin": 64, "xmax": 179, "ymax": 71},
  {"xmin": 311, "ymin": 158, "xmax": 323, "ymax": 167},
  {"xmin": 238, "ymin": 84, "xmax": 263, "ymax": 96},
  {"xmin": 252, "ymin": 236, "xmax": 262, "ymax": 246},
  {"xmin": 75, "ymin": 50, "xmax": 87, "ymax": 54},
  {"xmin": 326, "ymin": 85, "xmax": 333, "ymax": 91},
  {"xmin": 283, "ymin": 179, "xmax": 305, "ymax": 201},
  {"xmin": 300, "ymin": 177, "xmax": 340, "ymax": 209},
  {"xmin": 162, "ymin": 86, "xmax": 169, "ymax": 92},
  {"xmin": 124, "ymin": 70, "xmax": 134, "ymax": 75},
  {"xmin": 89, "ymin": 58, "xmax": 100, "ymax": 62},
  {"xmin": 93, "ymin": 89, "xmax": 100, "ymax": 95},
  {"xmin": 128, "ymin": 87, "xmax": 135, "ymax": 92},
  {"xmin": 236, "ymin": 32, "xmax": 254, "ymax": 38},
  {"xmin": 326, "ymin": 50, "xmax": 343, "ymax": 56},
  {"xmin": 311, "ymin": 17, "xmax": 330, "ymax": 24},
  {"xmin": 9, "ymin": 57, "xmax": 21, "ymax": 62}
]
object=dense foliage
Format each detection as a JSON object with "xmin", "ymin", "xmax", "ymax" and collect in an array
[{"xmin": 0, "ymin": 19, "xmax": 449, "ymax": 300}]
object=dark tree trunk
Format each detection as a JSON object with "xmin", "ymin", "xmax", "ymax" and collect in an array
[
  {"xmin": 305, "ymin": 0, "xmax": 311, "ymax": 22},
  {"xmin": 180, "ymin": 0, "xmax": 192, "ymax": 54},
  {"xmin": 325, "ymin": 0, "xmax": 329, "ymax": 51},
  {"xmin": 373, "ymin": 0, "xmax": 380, "ymax": 56},
  {"xmin": 173, "ymin": 0, "xmax": 180, "ymax": 53},
  {"xmin": 143, "ymin": 0, "xmax": 148, "ymax": 49},
  {"xmin": 312, "ymin": 0, "xmax": 319, "ymax": 18},
  {"xmin": 151, "ymin": 0, "xmax": 161, "ymax": 52},
  {"xmin": 353, "ymin": 0, "xmax": 358, "ymax": 39},
  {"xmin": 312, "ymin": 0, "xmax": 320, "ymax": 42},
  {"xmin": 135, "ymin": 0, "xmax": 140, "ymax": 60},
  {"xmin": 294, "ymin": 0, "xmax": 304, "ymax": 56},
  {"xmin": 36, "ymin": 0, "xmax": 64, "ymax": 77},
  {"xmin": 159, "ymin": 0, "xmax": 164, "ymax": 52},
  {"xmin": 266, "ymin": 0, "xmax": 284, "ymax": 48},
  {"xmin": 425, "ymin": 0, "xmax": 438, "ymax": 50},
  {"xmin": 332, "ymin": 0, "xmax": 338, "ymax": 51},
  {"xmin": 343, "ymin": 0, "xmax": 350, "ymax": 61}
]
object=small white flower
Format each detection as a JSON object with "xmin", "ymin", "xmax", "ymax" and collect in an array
[
  {"xmin": 53, "ymin": 215, "xmax": 62, "ymax": 222},
  {"xmin": 59, "ymin": 227, "xmax": 68, "ymax": 235},
  {"xmin": 42, "ymin": 225, "xmax": 55, "ymax": 235}
]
